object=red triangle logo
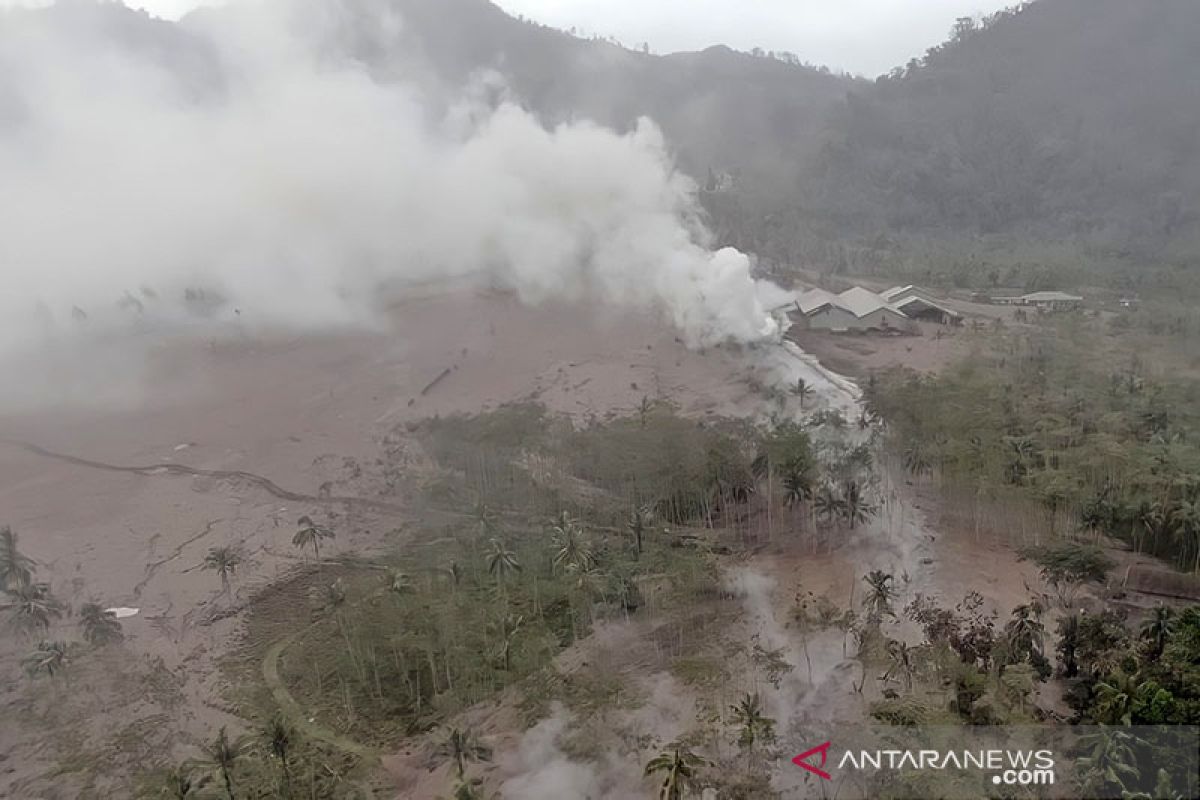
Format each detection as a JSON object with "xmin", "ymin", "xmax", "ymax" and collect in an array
[{"xmin": 792, "ymin": 741, "xmax": 833, "ymax": 780}]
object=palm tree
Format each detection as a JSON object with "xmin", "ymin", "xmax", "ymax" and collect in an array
[
  {"xmin": 264, "ymin": 714, "xmax": 296, "ymax": 799},
  {"xmin": 292, "ymin": 516, "xmax": 335, "ymax": 565},
  {"xmin": 791, "ymin": 378, "xmax": 814, "ymax": 409},
  {"xmin": 436, "ymin": 727, "xmax": 492, "ymax": 781},
  {"xmin": 644, "ymin": 746, "xmax": 707, "ymax": 800},
  {"xmin": 551, "ymin": 513, "xmax": 592, "ymax": 573},
  {"xmin": 730, "ymin": 692, "xmax": 775, "ymax": 757},
  {"xmin": 842, "ymin": 480, "xmax": 877, "ymax": 529},
  {"xmin": 23, "ymin": 640, "xmax": 69, "ymax": 679},
  {"xmin": 3, "ymin": 582, "xmax": 65, "ymax": 635},
  {"xmin": 862, "ymin": 570, "xmax": 896, "ymax": 624},
  {"xmin": 782, "ymin": 469, "xmax": 813, "ymax": 509},
  {"xmin": 882, "ymin": 640, "xmax": 916, "ymax": 692},
  {"xmin": 813, "ymin": 484, "xmax": 844, "ymax": 526},
  {"xmin": 489, "ymin": 613, "xmax": 525, "ymax": 671},
  {"xmin": 902, "ymin": 443, "xmax": 933, "ymax": 481},
  {"xmin": 194, "ymin": 726, "xmax": 244, "ymax": 800},
  {"xmin": 79, "ymin": 602, "xmax": 123, "ymax": 646},
  {"xmin": 203, "ymin": 546, "xmax": 243, "ymax": 595},
  {"xmin": 1140, "ymin": 605, "xmax": 1175, "ymax": 659},
  {"xmin": 0, "ymin": 526, "xmax": 34, "ymax": 590},
  {"xmin": 627, "ymin": 506, "xmax": 653, "ymax": 557},
  {"xmin": 486, "ymin": 539, "xmax": 521, "ymax": 588},
  {"xmin": 156, "ymin": 765, "xmax": 196, "ymax": 799}
]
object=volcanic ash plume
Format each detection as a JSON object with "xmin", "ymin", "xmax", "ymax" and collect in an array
[{"xmin": 0, "ymin": 0, "xmax": 779, "ymax": 350}]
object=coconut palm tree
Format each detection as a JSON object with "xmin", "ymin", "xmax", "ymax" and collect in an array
[
  {"xmin": 842, "ymin": 480, "xmax": 877, "ymax": 529},
  {"xmin": 0, "ymin": 526, "xmax": 34, "ymax": 590},
  {"xmin": 862, "ymin": 570, "xmax": 896, "ymax": 624},
  {"xmin": 782, "ymin": 469, "xmax": 813, "ymax": 509},
  {"xmin": 813, "ymin": 484, "xmax": 844, "ymax": 526},
  {"xmin": 263, "ymin": 714, "xmax": 296, "ymax": 799},
  {"xmin": 292, "ymin": 516, "xmax": 335, "ymax": 565},
  {"xmin": 202, "ymin": 546, "xmax": 243, "ymax": 595},
  {"xmin": 791, "ymin": 378, "xmax": 814, "ymax": 409},
  {"xmin": 193, "ymin": 726, "xmax": 244, "ymax": 800},
  {"xmin": 3, "ymin": 582, "xmax": 65, "ymax": 635},
  {"xmin": 486, "ymin": 539, "xmax": 521, "ymax": 588},
  {"xmin": 882, "ymin": 640, "xmax": 916, "ymax": 692},
  {"xmin": 730, "ymin": 692, "xmax": 775, "ymax": 757},
  {"xmin": 551, "ymin": 513, "xmax": 592, "ymax": 573},
  {"xmin": 644, "ymin": 745, "xmax": 707, "ymax": 800},
  {"xmin": 902, "ymin": 443, "xmax": 933, "ymax": 481},
  {"xmin": 1140, "ymin": 605, "xmax": 1175, "ymax": 659},
  {"xmin": 23, "ymin": 640, "xmax": 69, "ymax": 679},
  {"xmin": 436, "ymin": 727, "xmax": 492, "ymax": 781},
  {"xmin": 489, "ymin": 613, "xmax": 525, "ymax": 672},
  {"xmin": 156, "ymin": 765, "xmax": 196, "ymax": 799},
  {"xmin": 79, "ymin": 602, "xmax": 123, "ymax": 646}
]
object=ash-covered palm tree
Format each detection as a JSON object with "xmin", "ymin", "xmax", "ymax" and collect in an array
[
  {"xmin": 203, "ymin": 546, "xmax": 243, "ymax": 595},
  {"xmin": 3, "ymin": 582, "xmax": 65, "ymax": 635},
  {"xmin": 813, "ymin": 484, "xmax": 844, "ymax": 526},
  {"xmin": 0, "ymin": 526, "xmax": 34, "ymax": 590},
  {"xmin": 882, "ymin": 640, "xmax": 916, "ymax": 692},
  {"xmin": 902, "ymin": 443, "xmax": 933, "ymax": 481},
  {"xmin": 486, "ymin": 539, "xmax": 521, "ymax": 588},
  {"xmin": 551, "ymin": 512, "xmax": 592, "ymax": 573},
  {"xmin": 1140, "ymin": 605, "xmax": 1176, "ymax": 659},
  {"xmin": 1003, "ymin": 603, "xmax": 1046, "ymax": 660},
  {"xmin": 644, "ymin": 745, "xmax": 707, "ymax": 800},
  {"xmin": 842, "ymin": 480, "xmax": 877, "ymax": 529},
  {"xmin": 263, "ymin": 714, "xmax": 297, "ymax": 799},
  {"xmin": 782, "ymin": 468, "xmax": 814, "ymax": 509},
  {"xmin": 730, "ymin": 692, "xmax": 775, "ymax": 757},
  {"xmin": 791, "ymin": 378, "xmax": 814, "ymax": 409},
  {"xmin": 156, "ymin": 765, "xmax": 196, "ymax": 799},
  {"xmin": 436, "ymin": 727, "xmax": 492, "ymax": 781},
  {"xmin": 23, "ymin": 640, "xmax": 69, "ymax": 679},
  {"xmin": 293, "ymin": 516, "xmax": 335, "ymax": 565},
  {"xmin": 192, "ymin": 726, "xmax": 245, "ymax": 800},
  {"xmin": 862, "ymin": 570, "xmax": 896, "ymax": 624},
  {"xmin": 79, "ymin": 602, "xmax": 123, "ymax": 646}
]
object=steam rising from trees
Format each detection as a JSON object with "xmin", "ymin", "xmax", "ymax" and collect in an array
[{"xmin": 0, "ymin": 0, "xmax": 779, "ymax": 351}]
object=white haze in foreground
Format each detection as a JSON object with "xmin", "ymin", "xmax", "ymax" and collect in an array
[{"xmin": 0, "ymin": 0, "xmax": 780, "ymax": 356}]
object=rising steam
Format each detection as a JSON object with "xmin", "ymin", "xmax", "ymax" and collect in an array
[{"xmin": 0, "ymin": 0, "xmax": 779, "ymax": 352}]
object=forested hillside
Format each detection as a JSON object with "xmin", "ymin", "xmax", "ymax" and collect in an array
[{"xmin": 10, "ymin": 0, "xmax": 1199, "ymax": 289}]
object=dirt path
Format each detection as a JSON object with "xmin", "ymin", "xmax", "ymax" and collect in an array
[{"xmin": 261, "ymin": 633, "xmax": 379, "ymax": 761}]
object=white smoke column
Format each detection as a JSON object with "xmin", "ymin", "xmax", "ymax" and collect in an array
[{"xmin": 0, "ymin": 0, "xmax": 778, "ymax": 353}]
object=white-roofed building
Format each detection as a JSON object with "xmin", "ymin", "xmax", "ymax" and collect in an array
[
  {"xmin": 787, "ymin": 286, "xmax": 911, "ymax": 332},
  {"xmin": 880, "ymin": 285, "xmax": 962, "ymax": 325}
]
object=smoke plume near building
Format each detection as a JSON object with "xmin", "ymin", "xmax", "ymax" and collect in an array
[{"xmin": 0, "ymin": 0, "xmax": 780, "ymax": 355}]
